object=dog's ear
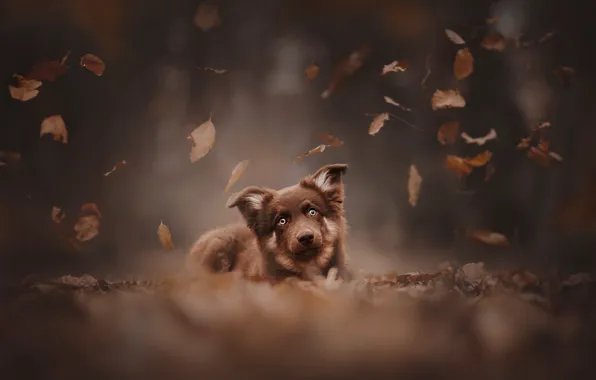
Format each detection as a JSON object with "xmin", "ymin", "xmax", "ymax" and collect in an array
[
  {"xmin": 226, "ymin": 186, "xmax": 274, "ymax": 233},
  {"xmin": 303, "ymin": 164, "xmax": 348, "ymax": 203}
]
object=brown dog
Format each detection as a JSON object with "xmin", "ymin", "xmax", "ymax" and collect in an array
[{"xmin": 186, "ymin": 164, "xmax": 351, "ymax": 282}]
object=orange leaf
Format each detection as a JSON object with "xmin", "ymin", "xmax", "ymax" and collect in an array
[
  {"xmin": 224, "ymin": 160, "xmax": 250, "ymax": 193},
  {"xmin": 316, "ymin": 132, "xmax": 343, "ymax": 147},
  {"xmin": 381, "ymin": 60, "xmax": 408, "ymax": 75},
  {"xmin": 464, "ymin": 150, "xmax": 492, "ymax": 167},
  {"xmin": 188, "ymin": 117, "xmax": 216, "ymax": 163},
  {"xmin": 304, "ymin": 64, "xmax": 320, "ymax": 81},
  {"xmin": 368, "ymin": 112, "xmax": 390, "ymax": 136},
  {"xmin": 446, "ymin": 155, "xmax": 473, "ymax": 177},
  {"xmin": 80, "ymin": 54, "xmax": 106, "ymax": 76},
  {"xmin": 80, "ymin": 202, "xmax": 102, "ymax": 218},
  {"xmin": 437, "ymin": 121, "xmax": 460, "ymax": 145},
  {"xmin": 469, "ymin": 230, "xmax": 510, "ymax": 247},
  {"xmin": 453, "ymin": 48, "xmax": 474, "ymax": 80},
  {"xmin": 25, "ymin": 59, "xmax": 69, "ymax": 82},
  {"xmin": 295, "ymin": 144, "xmax": 327, "ymax": 163},
  {"xmin": 481, "ymin": 33, "xmax": 506, "ymax": 52},
  {"xmin": 157, "ymin": 221, "xmax": 175, "ymax": 250}
]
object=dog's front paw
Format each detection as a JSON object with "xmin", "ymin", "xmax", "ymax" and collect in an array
[{"xmin": 323, "ymin": 267, "xmax": 344, "ymax": 291}]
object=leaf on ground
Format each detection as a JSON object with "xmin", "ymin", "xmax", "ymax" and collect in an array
[
  {"xmin": 408, "ymin": 164, "xmax": 422, "ymax": 207},
  {"xmin": 461, "ymin": 128, "xmax": 497, "ymax": 146},
  {"xmin": 295, "ymin": 144, "xmax": 327, "ymax": 163},
  {"xmin": 51, "ymin": 206, "xmax": 65, "ymax": 224},
  {"xmin": 454, "ymin": 48, "xmax": 474, "ymax": 80},
  {"xmin": 80, "ymin": 54, "xmax": 106, "ymax": 76},
  {"xmin": 432, "ymin": 89, "xmax": 466, "ymax": 110},
  {"xmin": 188, "ymin": 116, "xmax": 216, "ymax": 163},
  {"xmin": 383, "ymin": 96, "xmax": 412, "ymax": 112},
  {"xmin": 197, "ymin": 67, "xmax": 228, "ymax": 74},
  {"xmin": 469, "ymin": 230, "xmax": 510, "ymax": 247},
  {"xmin": 445, "ymin": 29, "xmax": 466, "ymax": 45},
  {"xmin": 304, "ymin": 64, "xmax": 320, "ymax": 81},
  {"xmin": 104, "ymin": 160, "xmax": 127, "ymax": 176},
  {"xmin": 74, "ymin": 215, "xmax": 100, "ymax": 242},
  {"xmin": 9, "ymin": 74, "xmax": 42, "ymax": 102},
  {"xmin": 193, "ymin": 1, "xmax": 221, "ymax": 31},
  {"xmin": 368, "ymin": 112, "xmax": 390, "ymax": 136},
  {"xmin": 225, "ymin": 160, "xmax": 250, "ymax": 192},
  {"xmin": 481, "ymin": 33, "xmax": 506, "ymax": 52},
  {"xmin": 437, "ymin": 121, "xmax": 460, "ymax": 145},
  {"xmin": 321, "ymin": 45, "xmax": 371, "ymax": 99},
  {"xmin": 157, "ymin": 221, "xmax": 175, "ymax": 250},
  {"xmin": 25, "ymin": 58, "xmax": 69, "ymax": 82},
  {"xmin": 40, "ymin": 115, "xmax": 68, "ymax": 144},
  {"xmin": 316, "ymin": 132, "xmax": 343, "ymax": 147},
  {"xmin": 381, "ymin": 60, "xmax": 408, "ymax": 75}
]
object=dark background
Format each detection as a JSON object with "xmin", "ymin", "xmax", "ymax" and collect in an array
[{"xmin": 1, "ymin": 0, "xmax": 595, "ymax": 282}]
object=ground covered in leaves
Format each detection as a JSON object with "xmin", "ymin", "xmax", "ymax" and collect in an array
[{"xmin": 2, "ymin": 263, "xmax": 596, "ymax": 380}]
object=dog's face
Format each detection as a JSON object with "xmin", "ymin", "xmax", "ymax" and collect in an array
[{"xmin": 226, "ymin": 164, "xmax": 347, "ymax": 268}]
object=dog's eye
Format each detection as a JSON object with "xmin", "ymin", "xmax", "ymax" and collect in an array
[
  {"xmin": 307, "ymin": 208, "xmax": 318, "ymax": 216},
  {"xmin": 277, "ymin": 217, "xmax": 288, "ymax": 226}
]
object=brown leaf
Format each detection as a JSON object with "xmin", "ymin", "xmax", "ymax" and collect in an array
[
  {"xmin": 80, "ymin": 202, "xmax": 102, "ymax": 218},
  {"xmin": 445, "ymin": 29, "xmax": 466, "ymax": 45},
  {"xmin": 104, "ymin": 160, "xmax": 127, "ymax": 176},
  {"xmin": 481, "ymin": 33, "xmax": 506, "ymax": 52},
  {"xmin": 469, "ymin": 230, "xmax": 510, "ymax": 247},
  {"xmin": 368, "ymin": 112, "xmax": 390, "ymax": 136},
  {"xmin": 383, "ymin": 96, "xmax": 412, "ymax": 112},
  {"xmin": 304, "ymin": 64, "xmax": 320, "ymax": 81},
  {"xmin": 193, "ymin": 1, "xmax": 221, "ymax": 31},
  {"xmin": 453, "ymin": 48, "xmax": 474, "ymax": 80},
  {"xmin": 51, "ymin": 206, "xmax": 65, "ymax": 224},
  {"xmin": 321, "ymin": 45, "xmax": 371, "ymax": 99},
  {"xmin": 80, "ymin": 54, "xmax": 106, "ymax": 76},
  {"xmin": 446, "ymin": 155, "xmax": 473, "ymax": 177},
  {"xmin": 188, "ymin": 117, "xmax": 216, "ymax": 163},
  {"xmin": 25, "ymin": 59, "xmax": 69, "ymax": 82},
  {"xmin": 295, "ymin": 144, "xmax": 327, "ymax": 163},
  {"xmin": 381, "ymin": 60, "xmax": 408, "ymax": 75},
  {"xmin": 461, "ymin": 128, "xmax": 497, "ymax": 146},
  {"xmin": 157, "ymin": 221, "xmax": 175, "ymax": 250},
  {"xmin": 437, "ymin": 121, "xmax": 460, "ymax": 145},
  {"xmin": 8, "ymin": 74, "xmax": 42, "ymax": 102},
  {"xmin": 74, "ymin": 215, "xmax": 100, "ymax": 242},
  {"xmin": 224, "ymin": 160, "xmax": 250, "ymax": 192},
  {"xmin": 431, "ymin": 89, "xmax": 466, "ymax": 110},
  {"xmin": 40, "ymin": 115, "xmax": 68, "ymax": 144},
  {"xmin": 316, "ymin": 132, "xmax": 343, "ymax": 147},
  {"xmin": 408, "ymin": 164, "xmax": 422, "ymax": 207},
  {"xmin": 464, "ymin": 150, "xmax": 492, "ymax": 167}
]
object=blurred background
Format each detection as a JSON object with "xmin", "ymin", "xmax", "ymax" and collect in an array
[{"xmin": 0, "ymin": 0, "xmax": 595, "ymax": 283}]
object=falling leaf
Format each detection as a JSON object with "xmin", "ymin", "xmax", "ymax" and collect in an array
[
  {"xmin": 381, "ymin": 60, "xmax": 408, "ymax": 75},
  {"xmin": 25, "ymin": 58, "xmax": 69, "ymax": 82},
  {"xmin": 157, "ymin": 221, "xmax": 175, "ymax": 250},
  {"xmin": 408, "ymin": 164, "xmax": 422, "ymax": 207},
  {"xmin": 368, "ymin": 113, "xmax": 390, "ymax": 136},
  {"xmin": 446, "ymin": 151, "xmax": 492, "ymax": 177},
  {"xmin": 8, "ymin": 74, "xmax": 42, "ymax": 102},
  {"xmin": 461, "ymin": 128, "xmax": 497, "ymax": 146},
  {"xmin": 104, "ymin": 160, "xmax": 127, "ymax": 176},
  {"xmin": 537, "ymin": 121, "xmax": 551, "ymax": 129},
  {"xmin": 437, "ymin": 121, "xmax": 460, "ymax": 145},
  {"xmin": 481, "ymin": 33, "xmax": 506, "ymax": 52},
  {"xmin": 304, "ymin": 64, "xmax": 320, "ymax": 81},
  {"xmin": 453, "ymin": 48, "xmax": 474, "ymax": 80},
  {"xmin": 188, "ymin": 117, "xmax": 216, "ymax": 163},
  {"xmin": 464, "ymin": 151, "xmax": 492, "ymax": 167},
  {"xmin": 316, "ymin": 132, "xmax": 343, "ymax": 147},
  {"xmin": 383, "ymin": 96, "xmax": 412, "ymax": 112},
  {"xmin": 197, "ymin": 67, "xmax": 228, "ymax": 74},
  {"xmin": 224, "ymin": 160, "xmax": 250, "ymax": 192},
  {"xmin": 445, "ymin": 29, "xmax": 466, "ymax": 45},
  {"xmin": 81, "ymin": 202, "xmax": 102, "ymax": 218},
  {"xmin": 295, "ymin": 144, "xmax": 327, "ymax": 163},
  {"xmin": 40, "ymin": 115, "xmax": 68, "ymax": 144},
  {"xmin": 80, "ymin": 54, "xmax": 106, "ymax": 76},
  {"xmin": 321, "ymin": 45, "xmax": 371, "ymax": 99},
  {"xmin": 74, "ymin": 215, "xmax": 100, "ymax": 242},
  {"xmin": 469, "ymin": 230, "xmax": 510, "ymax": 247},
  {"xmin": 527, "ymin": 146, "xmax": 563, "ymax": 167},
  {"xmin": 193, "ymin": 1, "xmax": 221, "ymax": 31},
  {"xmin": 431, "ymin": 89, "xmax": 466, "ymax": 110},
  {"xmin": 51, "ymin": 206, "xmax": 65, "ymax": 224}
]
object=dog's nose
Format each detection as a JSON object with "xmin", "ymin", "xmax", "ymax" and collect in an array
[{"xmin": 297, "ymin": 232, "xmax": 315, "ymax": 247}]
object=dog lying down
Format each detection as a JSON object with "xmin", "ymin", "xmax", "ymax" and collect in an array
[{"xmin": 186, "ymin": 164, "xmax": 352, "ymax": 284}]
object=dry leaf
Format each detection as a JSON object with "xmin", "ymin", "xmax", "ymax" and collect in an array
[
  {"xmin": 81, "ymin": 203, "xmax": 102, "ymax": 218},
  {"xmin": 383, "ymin": 96, "xmax": 412, "ymax": 112},
  {"xmin": 431, "ymin": 89, "xmax": 466, "ymax": 110},
  {"xmin": 461, "ymin": 128, "xmax": 497, "ymax": 146},
  {"xmin": 481, "ymin": 33, "xmax": 506, "ymax": 52},
  {"xmin": 74, "ymin": 215, "xmax": 100, "ymax": 242},
  {"xmin": 381, "ymin": 60, "xmax": 408, "ymax": 75},
  {"xmin": 40, "ymin": 115, "xmax": 68, "ymax": 144},
  {"xmin": 446, "ymin": 151, "xmax": 492, "ymax": 177},
  {"xmin": 408, "ymin": 164, "xmax": 422, "ymax": 207},
  {"xmin": 321, "ymin": 45, "xmax": 371, "ymax": 99},
  {"xmin": 188, "ymin": 117, "xmax": 216, "ymax": 163},
  {"xmin": 51, "ymin": 206, "xmax": 65, "ymax": 224},
  {"xmin": 104, "ymin": 160, "xmax": 127, "ymax": 176},
  {"xmin": 464, "ymin": 151, "xmax": 492, "ymax": 167},
  {"xmin": 25, "ymin": 58, "xmax": 68, "ymax": 82},
  {"xmin": 198, "ymin": 67, "xmax": 228, "ymax": 74},
  {"xmin": 437, "ymin": 121, "xmax": 460, "ymax": 145},
  {"xmin": 445, "ymin": 29, "xmax": 466, "ymax": 45},
  {"xmin": 80, "ymin": 54, "xmax": 105, "ymax": 76},
  {"xmin": 295, "ymin": 144, "xmax": 327, "ymax": 163},
  {"xmin": 224, "ymin": 160, "xmax": 250, "ymax": 192},
  {"xmin": 527, "ymin": 146, "xmax": 563, "ymax": 167},
  {"xmin": 453, "ymin": 48, "xmax": 474, "ymax": 80},
  {"xmin": 316, "ymin": 132, "xmax": 343, "ymax": 147},
  {"xmin": 368, "ymin": 113, "xmax": 390, "ymax": 136},
  {"xmin": 193, "ymin": 1, "xmax": 221, "ymax": 31},
  {"xmin": 469, "ymin": 230, "xmax": 510, "ymax": 247},
  {"xmin": 9, "ymin": 74, "xmax": 42, "ymax": 102},
  {"xmin": 304, "ymin": 64, "xmax": 320, "ymax": 81},
  {"xmin": 157, "ymin": 221, "xmax": 175, "ymax": 250}
]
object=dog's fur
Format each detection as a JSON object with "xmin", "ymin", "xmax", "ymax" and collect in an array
[{"xmin": 186, "ymin": 164, "xmax": 352, "ymax": 282}]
